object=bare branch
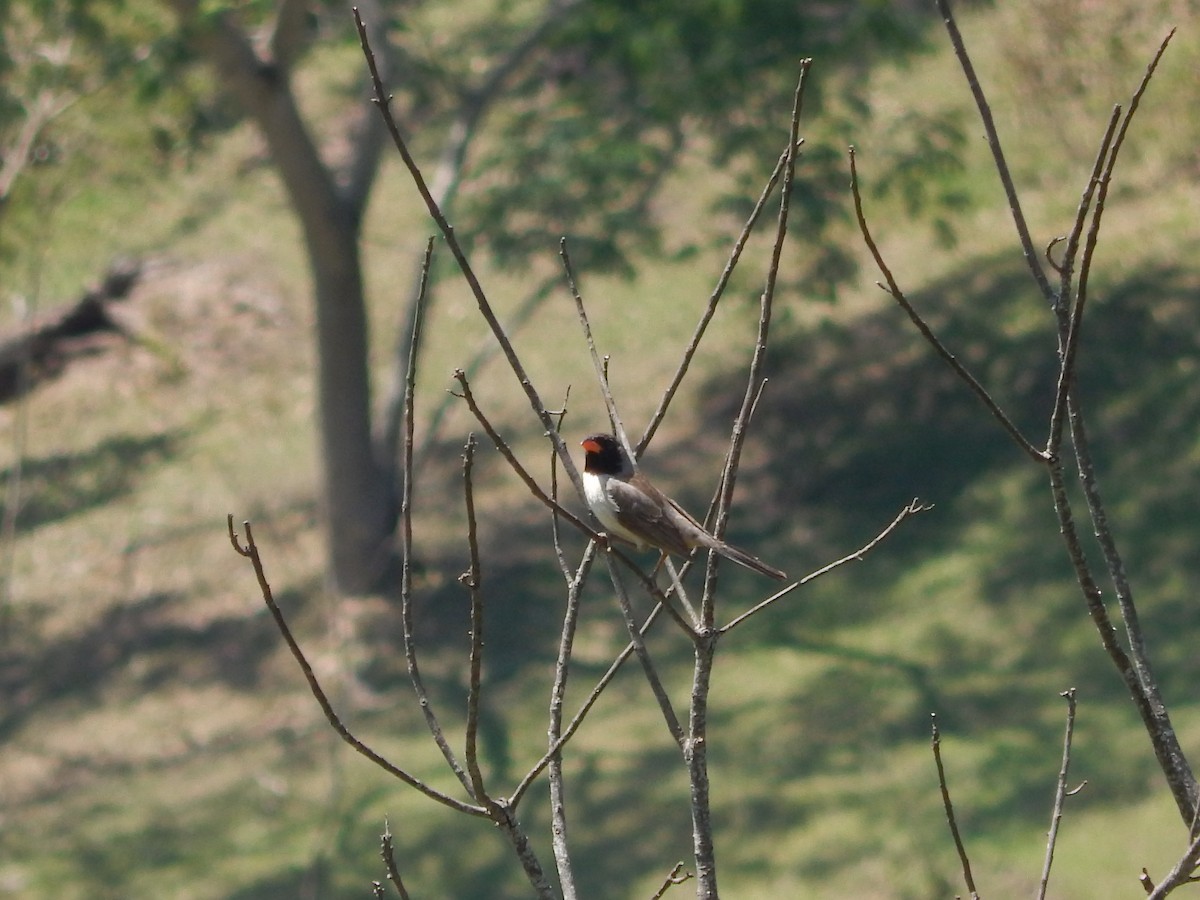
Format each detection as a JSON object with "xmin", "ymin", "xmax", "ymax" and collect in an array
[
  {"xmin": 226, "ymin": 516, "xmax": 482, "ymax": 816},
  {"xmin": 935, "ymin": 0, "xmax": 1054, "ymax": 302},
  {"xmin": 1045, "ymin": 107, "xmax": 1121, "ymax": 453},
  {"xmin": 340, "ymin": 0, "xmax": 392, "ymax": 212},
  {"xmin": 600, "ymin": 546, "xmax": 686, "ymax": 748},
  {"xmin": 559, "ymin": 239, "xmax": 634, "ymax": 462},
  {"xmin": 703, "ymin": 60, "xmax": 811, "ymax": 621},
  {"xmin": 1051, "ymin": 25, "xmax": 1198, "ymax": 827},
  {"xmin": 492, "ymin": 798, "xmax": 557, "ymax": 900},
  {"xmin": 1065, "ymin": 407, "xmax": 1199, "ymax": 823},
  {"xmin": 1038, "ymin": 688, "xmax": 1082, "ymax": 900},
  {"xmin": 1061, "ymin": 32, "xmax": 1167, "ymax": 354},
  {"xmin": 650, "ymin": 862, "xmax": 693, "ymax": 899},
  {"xmin": 353, "ymin": 8, "xmax": 583, "ymax": 496},
  {"xmin": 548, "ymin": 386, "xmax": 575, "ymax": 580},
  {"xmin": 449, "ymin": 370, "xmax": 590, "ymax": 536},
  {"xmin": 931, "ymin": 714, "xmax": 980, "ymax": 900},
  {"xmin": 544, "ymin": 390, "xmax": 583, "ymax": 900},
  {"xmin": 380, "ymin": 819, "xmax": 412, "ymax": 900},
  {"xmin": 1146, "ymin": 829, "xmax": 1200, "ymax": 899},
  {"xmin": 396, "ymin": 242, "xmax": 473, "ymax": 796},
  {"xmin": 720, "ymin": 498, "xmax": 930, "ymax": 634},
  {"xmin": 849, "ymin": 146, "xmax": 1048, "ymax": 465},
  {"xmin": 637, "ymin": 144, "xmax": 795, "ymax": 455},
  {"xmin": 461, "ymin": 434, "xmax": 492, "ymax": 807},
  {"xmin": 512, "ymin": 599, "xmax": 668, "ymax": 807},
  {"xmin": 546, "ymin": 557, "xmax": 590, "ymax": 899}
]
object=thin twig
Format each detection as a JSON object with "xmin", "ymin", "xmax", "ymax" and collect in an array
[
  {"xmin": 931, "ymin": 714, "xmax": 980, "ymax": 900},
  {"xmin": 662, "ymin": 557, "xmax": 701, "ymax": 630},
  {"xmin": 461, "ymin": 434, "xmax": 491, "ymax": 807},
  {"xmin": 650, "ymin": 862, "xmax": 693, "ymax": 898},
  {"xmin": 1066, "ymin": 404, "xmax": 1199, "ymax": 824},
  {"xmin": 638, "ymin": 145, "xmax": 795, "ymax": 455},
  {"xmin": 600, "ymin": 545, "xmax": 686, "ymax": 748},
  {"xmin": 560, "ymin": 239, "xmax": 634, "ymax": 464},
  {"xmin": 703, "ymin": 61, "xmax": 810, "ymax": 620},
  {"xmin": 398, "ymin": 240, "xmax": 473, "ymax": 794},
  {"xmin": 720, "ymin": 498, "xmax": 930, "ymax": 633},
  {"xmin": 1079, "ymin": 25, "xmax": 1178, "ymax": 320},
  {"xmin": 849, "ymin": 146, "xmax": 1047, "ymax": 465},
  {"xmin": 1051, "ymin": 103, "xmax": 1119, "ymax": 317},
  {"xmin": 935, "ymin": 0, "xmax": 1053, "ymax": 302},
  {"xmin": 1055, "ymin": 27, "xmax": 1198, "ymax": 827},
  {"xmin": 548, "ymin": 386, "xmax": 575, "ymax": 579},
  {"xmin": 1038, "ymin": 688, "xmax": 1083, "ymax": 900},
  {"xmin": 1146, "ymin": 828, "xmax": 1200, "ymax": 899},
  {"xmin": 511, "ymin": 599, "xmax": 668, "ymax": 807},
  {"xmin": 353, "ymin": 7, "xmax": 583, "ymax": 499},
  {"xmin": 226, "ymin": 517, "xmax": 483, "ymax": 816},
  {"xmin": 380, "ymin": 819, "xmax": 413, "ymax": 900},
  {"xmin": 1043, "ymin": 453, "xmax": 1200, "ymax": 826},
  {"xmin": 546, "ymin": 393, "xmax": 583, "ymax": 900},
  {"xmin": 450, "ymin": 370, "xmax": 592, "ymax": 535},
  {"xmin": 1045, "ymin": 107, "xmax": 1121, "ymax": 451}
]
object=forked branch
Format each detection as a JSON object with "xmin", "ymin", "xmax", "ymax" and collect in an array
[{"xmin": 226, "ymin": 516, "xmax": 483, "ymax": 816}]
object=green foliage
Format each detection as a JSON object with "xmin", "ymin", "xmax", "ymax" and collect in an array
[
  {"xmin": 457, "ymin": 0, "xmax": 936, "ymax": 284},
  {"xmin": 0, "ymin": 0, "xmax": 219, "ymax": 273}
]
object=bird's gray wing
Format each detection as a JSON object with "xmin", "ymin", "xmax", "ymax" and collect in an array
[{"xmin": 605, "ymin": 477, "xmax": 693, "ymax": 557}]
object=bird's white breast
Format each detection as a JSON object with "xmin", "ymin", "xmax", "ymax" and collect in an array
[{"xmin": 582, "ymin": 471, "xmax": 644, "ymax": 547}]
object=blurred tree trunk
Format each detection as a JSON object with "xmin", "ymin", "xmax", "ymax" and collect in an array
[
  {"xmin": 168, "ymin": 0, "xmax": 575, "ymax": 593},
  {"xmin": 171, "ymin": 0, "xmax": 395, "ymax": 593},
  {"xmin": 161, "ymin": 0, "xmax": 916, "ymax": 593}
]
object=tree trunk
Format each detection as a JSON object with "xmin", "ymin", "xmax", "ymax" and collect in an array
[{"xmin": 177, "ymin": 1, "xmax": 395, "ymax": 593}]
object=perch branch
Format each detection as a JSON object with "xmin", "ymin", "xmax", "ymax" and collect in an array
[{"xmin": 703, "ymin": 60, "xmax": 810, "ymax": 617}]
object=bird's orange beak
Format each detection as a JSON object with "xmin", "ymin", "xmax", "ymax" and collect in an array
[{"xmin": 581, "ymin": 438, "xmax": 602, "ymax": 453}]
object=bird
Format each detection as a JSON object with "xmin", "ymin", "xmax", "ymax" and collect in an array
[{"xmin": 580, "ymin": 432, "xmax": 787, "ymax": 580}]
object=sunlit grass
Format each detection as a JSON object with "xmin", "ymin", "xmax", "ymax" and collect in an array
[{"xmin": 1, "ymin": 1, "xmax": 1198, "ymax": 897}]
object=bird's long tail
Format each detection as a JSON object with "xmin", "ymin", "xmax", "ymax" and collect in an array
[{"xmin": 711, "ymin": 539, "xmax": 787, "ymax": 581}]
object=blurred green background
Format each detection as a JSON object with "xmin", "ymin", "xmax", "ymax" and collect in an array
[{"xmin": 1, "ymin": 1, "xmax": 1198, "ymax": 896}]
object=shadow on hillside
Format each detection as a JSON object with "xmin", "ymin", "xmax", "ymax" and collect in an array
[
  {"xmin": 335, "ymin": 255, "xmax": 1200, "ymax": 866},
  {"xmin": 0, "ymin": 429, "xmax": 184, "ymax": 532},
  {"xmin": 0, "ymin": 587, "xmax": 280, "ymax": 741},
  {"xmin": 700, "ymin": 254, "xmax": 1200, "ymax": 599},
  {"xmin": 689, "ymin": 254, "xmax": 1200, "ymax": 822}
]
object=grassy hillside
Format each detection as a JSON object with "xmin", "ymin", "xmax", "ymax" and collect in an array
[{"xmin": 1, "ymin": 2, "xmax": 1199, "ymax": 897}]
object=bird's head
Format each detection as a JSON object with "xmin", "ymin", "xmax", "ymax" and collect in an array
[{"xmin": 581, "ymin": 433, "xmax": 630, "ymax": 476}]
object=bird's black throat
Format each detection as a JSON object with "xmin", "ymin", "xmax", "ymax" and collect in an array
[{"xmin": 582, "ymin": 433, "xmax": 627, "ymax": 476}]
